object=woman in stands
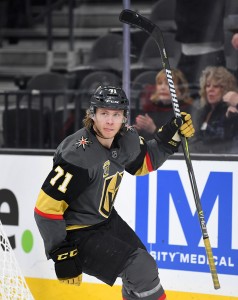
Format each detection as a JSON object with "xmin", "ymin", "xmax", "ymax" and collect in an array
[
  {"xmin": 189, "ymin": 66, "xmax": 238, "ymax": 153},
  {"xmin": 134, "ymin": 68, "xmax": 195, "ymax": 141}
]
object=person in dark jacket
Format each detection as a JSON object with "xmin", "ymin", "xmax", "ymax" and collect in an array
[{"xmin": 189, "ymin": 66, "xmax": 238, "ymax": 153}]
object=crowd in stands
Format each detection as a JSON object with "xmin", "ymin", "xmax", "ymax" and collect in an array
[
  {"xmin": 133, "ymin": 66, "xmax": 238, "ymax": 154},
  {"xmin": 0, "ymin": 0, "xmax": 238, "ymax": 155},
  {"xmin": 133, "ymin": 0, "xmax": 238, "ymax": 154}
]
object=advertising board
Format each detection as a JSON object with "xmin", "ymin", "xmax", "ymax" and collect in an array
[{"xmin": 0, "ymin": 154, "xmax": 237, "ymax": 298}]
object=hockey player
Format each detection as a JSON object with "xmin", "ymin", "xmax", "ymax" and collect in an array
[{"xmin": 34, "ymin": 85, "xmax": 195, "ymax": 300}]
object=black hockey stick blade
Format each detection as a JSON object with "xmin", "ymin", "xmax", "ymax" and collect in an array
[{"xmin": 119, "ymin": 9, "xmax": 155, "ymax": 35}]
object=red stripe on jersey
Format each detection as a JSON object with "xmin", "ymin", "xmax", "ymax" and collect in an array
[
  {"xmin": 34, "ymin": 207, "xmax": 63, "ymax": 220},
  {"xmin": 159, "ymin": 293, "xmax": 167, "ymax": 300},
  {"xmin": 145, "ymin": 152, "xmax": 154, "ymax": 172}
]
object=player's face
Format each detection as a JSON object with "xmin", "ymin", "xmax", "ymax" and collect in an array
[
  {"xmin": 206, "ymin": 80, "xmax": 223, "ymax": 105},
  {"xmin": 93, "ymin": 108, "xmax": 125, "ymax": 138}
]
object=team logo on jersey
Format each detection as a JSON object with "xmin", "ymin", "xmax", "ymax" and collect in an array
[
  {"xmin": 75, "ymin": 136, "xmax": 92, "ymax": 150},
  {"xmin": 99, "ymin": 171, "xmax": 124, "ymax": 217},
  {"xmin": 103, "ymin": 160, "xmax": 110, "ymax": 177},
  {"xmin": 111, "ymin": 150, "xmax": 117, "ymax": 159}
]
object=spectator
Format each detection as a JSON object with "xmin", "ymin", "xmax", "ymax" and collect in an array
[
  {"xmin": 189, "ymin": 66, "xmax": 238, "ymax": 153},
  {"xmin": 134, "ymin": 69, "xmax": 195, "ymax": 140},
  {"xmin": 175, "ymin": 0, "xmax": 232, "ymax": 89}
]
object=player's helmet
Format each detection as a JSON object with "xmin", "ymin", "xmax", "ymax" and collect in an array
[{"xmin": 90, "ymin": 86, "xmax": 129, "ymax": 117}]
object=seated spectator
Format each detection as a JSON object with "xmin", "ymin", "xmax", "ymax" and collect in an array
[
  {"xmin": 189, "ymin": 66, "xmax": 238, "ymax": 154},
  {"xmin": 134, "ymin": 69, "xmax": 195, "ymax": 140}
]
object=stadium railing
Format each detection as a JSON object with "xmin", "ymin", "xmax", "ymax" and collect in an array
[{"xmin": 0, "ymin": 90, "xmax": 83, "ymax": 149}]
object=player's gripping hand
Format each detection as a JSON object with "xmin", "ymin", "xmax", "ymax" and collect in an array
[
  {"xmin": 179, "ymin": 112, "xmax": 195, "ymax": 138},
  {"xmin": 49, "ymin": 241, "xmax": 82, "ymax": 286},
  {"xmin": 155, "ymin": 115, "xmax": 183, "ymax": 152},
  {"xmin": 155, "ymin": 112, "xmax": 194, "ymax": 152}
]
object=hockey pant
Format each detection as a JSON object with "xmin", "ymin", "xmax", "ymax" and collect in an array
[{"xmin": 120, "ymin": 248, "xmax": 166, "ymax": 300}]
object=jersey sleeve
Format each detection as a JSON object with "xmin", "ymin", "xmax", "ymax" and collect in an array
[
  {"xmin": 34, "ymin": 153, "xmax": 90, "ymax": 257},
  {"xmin": 125, "ymin": 135, "xmax": 173, "ymax": 176}
]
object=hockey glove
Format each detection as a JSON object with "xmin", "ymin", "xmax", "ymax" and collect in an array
[
  {"xmin": 155, "ymin": 112, "xmax": 194, "ymax": 152},
  {"xmin": 155, "ymin": 116, "xmax": 183, "ymax": 152},
  {"xmin": 50, "ymin": 241, "xmax": 82, "ymax": 286},
  {"xmin": 179, "ymin": 112, "xmax": 195, "ymax": 138}
]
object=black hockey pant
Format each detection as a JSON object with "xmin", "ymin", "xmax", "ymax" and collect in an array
[{"xmin": 119, "ymin": 248, "xmax": 166, "ymax": 300}]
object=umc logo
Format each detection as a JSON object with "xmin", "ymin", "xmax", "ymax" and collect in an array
[{"xmin": 135, "ymin": 170, "xmax": 238, "ymax": 275}]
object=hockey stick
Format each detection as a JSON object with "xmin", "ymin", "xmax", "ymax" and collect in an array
[{"xmin": 119, "ymin": 9, "xmax": 220, "ymax": 290}]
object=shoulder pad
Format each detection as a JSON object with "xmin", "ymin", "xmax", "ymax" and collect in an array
[
  {"xmin": 55, "ymin": 128, "xmax": 104, "ymax": 168},
  {"xmin": 118, "ymin": 126, "xmax": 141, "ymax": 163}
]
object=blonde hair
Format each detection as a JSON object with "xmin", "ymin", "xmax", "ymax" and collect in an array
[
  {"xmin": 83, "ymin": 109, "xmax": 93, "ymax": 129},
  {"xmin": 199, "ymin": 66, "xmax": 237, "ymax": 106},
  {"xmin": 150, "ymin": 68, "xmax": 191, "ymax": 103}
]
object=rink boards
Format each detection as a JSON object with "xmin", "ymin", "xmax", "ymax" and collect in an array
[{"xmin": 0, "ymin": 153, "xmax": 237, "ymax": 300}]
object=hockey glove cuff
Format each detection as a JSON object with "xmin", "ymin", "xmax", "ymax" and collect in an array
[
  {"xmin": 179, "ymin": 112, "xmax": 195, "ymax": 138},
  {"xmin": 49, "ymin": 242, "xmax": 82, "ymax": 286}
]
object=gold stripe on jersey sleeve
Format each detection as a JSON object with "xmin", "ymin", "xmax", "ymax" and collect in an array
[
  {"xmin": 135, "ymin": 163, "xmax": 149, "ymax": 175},
  {"xmin": 135, "ymin": 153, "xmax": 153, "ymax": 176},
  {"xmin": 66, "ymin": 224, "xmax": 91, "ymax": 230},
  {"xmin": 35, "ymin": 189, "xmax": 68, "ymax": 215}
]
